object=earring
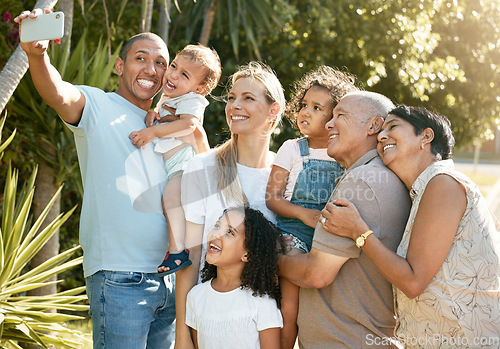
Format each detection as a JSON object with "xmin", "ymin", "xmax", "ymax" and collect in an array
[{"xmin": 420, "ymin": 143, "xmax": 424, "ymax": 150}]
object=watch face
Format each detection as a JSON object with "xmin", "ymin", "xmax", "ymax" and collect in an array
[{"xmin": 356, "ymin": 236, "xmax": 364, "ymax": 247}]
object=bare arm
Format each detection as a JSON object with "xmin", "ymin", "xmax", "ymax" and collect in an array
[
  {"xmin": 191, "ymin": 329, "xmax": 198, "ymax": 349},
  {"xmin": 15, "ymin": 9, "xmax": 85, "ymax": 125},
  {"xmin": 129, "ymin": 114, "xmax": 198, "ymax": 148},
  {"xmin": 266, "ymin": 165, "xmax": 321, "ymax": 228},
  {"xmin": 259, "ymin": 327, "xmax": 281, "ymax": 349},
  {"xmin": 177, "ymin": 122, "xmax": 209, "ymax": 154},
  {"xmin": 278, "ymin": 247, "xmax": 348, "ymax": 288},
  {"xmin": 323, "ymin": 175, "xmax": 465, "ymax": 299},
  {"xmin": 174, "ymin": 221, "xmax": 204, "ymax": 349}
]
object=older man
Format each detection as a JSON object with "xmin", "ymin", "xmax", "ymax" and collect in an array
[{"xmin": 279, "ymin": 91, "xmax": 411, "ymax": 348}]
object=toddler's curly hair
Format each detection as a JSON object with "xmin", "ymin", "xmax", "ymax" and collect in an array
[
  {"xmin": 287, "ymin": 66, "xmax": 359, "ymax": 129},
  {"xmin": 200, "ymin": 206, "xmax": 284, "ymax": 307}
]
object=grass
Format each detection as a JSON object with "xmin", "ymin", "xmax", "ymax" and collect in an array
[
  {"xmin": 456, "ymin": 170, "xmax": 499, "ymax": 198},
  {"xmin": 457, "ymin": 170, "xmax": 499, "ymax": 186}
]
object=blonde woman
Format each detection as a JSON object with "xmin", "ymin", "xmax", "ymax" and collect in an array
[{"xmin": 175, "ymin": 62, "xmax": 286, "ymax": 349}]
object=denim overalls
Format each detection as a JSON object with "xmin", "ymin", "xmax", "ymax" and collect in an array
[{"xmin": 276, "ymin": 137, "xmax": 344, "ymax": 252}]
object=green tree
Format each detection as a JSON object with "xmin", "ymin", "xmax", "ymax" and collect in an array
[
  {"xmin": 169, "ymin": 0, "xmax": 288, "ymax": 59},
  {"xmin": 249, "ymin": 0, "xmax": 499, "ymax": 149}
]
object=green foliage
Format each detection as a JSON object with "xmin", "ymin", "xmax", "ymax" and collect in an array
[
  {"xmin": 0, "ymin": 1, "xmax": 24, "ymax": 70},
  {"xmin": 176, "ymin": 0, "xmax": 288, "ymax": 59},
  {"xmin": 235, "ymin": 0, "xmax": 499, "ymax": 149},
  {"xmin": 70, "ymin": 0, "xmax": 144, "ymax": 52},
  {"xmin": 0, "ymin": 117, "xmax": 89, "ymax": 348}
]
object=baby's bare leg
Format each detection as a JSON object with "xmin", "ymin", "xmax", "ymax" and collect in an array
[{"xmin": 158, "ymin": 172, "xmax": 186, "ymax": 273}]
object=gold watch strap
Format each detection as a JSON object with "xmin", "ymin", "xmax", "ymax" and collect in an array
[
  {"xmin": 356, "ymin": 230, "xmax": 374, "ymax": 248},
  {"xmin": 362, "ymin": 230, "xmax": 374, "ymax": 240}
]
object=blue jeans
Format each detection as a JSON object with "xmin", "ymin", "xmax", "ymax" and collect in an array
[{"xmin": 86, "ymin": 270, "xmax": 175, "ymax": 348}]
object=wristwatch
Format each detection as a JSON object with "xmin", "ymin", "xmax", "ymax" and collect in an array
[{"xmin": 355, "ymin": 230, "xmax": 374, "ymax": 248}]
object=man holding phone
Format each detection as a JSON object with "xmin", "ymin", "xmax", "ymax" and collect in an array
[{"xmin": 15, "ymin": 8, "xmax": 176, "ymax": 348}]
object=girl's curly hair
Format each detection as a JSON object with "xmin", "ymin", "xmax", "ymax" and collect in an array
[
  {"xmin": 286, "ymin": 66, "xmax": 359, "ymax": 129},
  {"xmin": 200, "ymin": 207, "xmax": 284, "ymax": 307}
]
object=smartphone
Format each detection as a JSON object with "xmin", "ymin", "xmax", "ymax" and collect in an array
[{"xmin": 20, "ymin": 12, "xmax": 64, "ymax": 43}]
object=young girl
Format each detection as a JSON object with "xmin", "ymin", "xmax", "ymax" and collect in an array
[
  {"xmin": 265, "ymin": 66, "xmax": 358, "ymax": 348},
  {"xmin": 129, "ymin": 44, "xmax": 221, "ymax": 276},
  {"xmin": 186, "ymin": 207, "xmax": 284, "ymax": 349}
]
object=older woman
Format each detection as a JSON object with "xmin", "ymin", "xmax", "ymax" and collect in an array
[
  {"xmin": 174, "ymin": 62, "xmax": 285, "ymax": 349},
  {"xmin": 322, "ymin": 105, "xmax": 500, "ymax": 347}
]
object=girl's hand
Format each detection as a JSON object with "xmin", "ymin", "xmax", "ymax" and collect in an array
[
  {"xmin": 129, "ymin": 128, "xmax": 156, "ymax": 148},
  {"xmin": 161, "ymin": 104, "xmax": 177, "ymax": 115},
  {"xmin": 145, "ymin": 110, "xmax": 160, "ymax": 127},
  {"xmin": 157, "ymin": 105, "xmax": 179, "ymax": 123},
  {"xmin": 280, "ymin": 234, "xmax": 295, "ymax": 254},
  {"xmin": 299, "ymin": 208, "xmax": 322, "ymax": 228},
  {"xmin": 158, "ymin": 114, "xmax": 180, "ymax": 123},
  {"xmin": 320, "ymin": 199, "xmax": 369, "ymax": 240}
]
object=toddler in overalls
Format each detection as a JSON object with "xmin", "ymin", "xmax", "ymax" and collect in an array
[{"xmin": 266, "ymin": 66, "xmax": 358, "ymax": 349}]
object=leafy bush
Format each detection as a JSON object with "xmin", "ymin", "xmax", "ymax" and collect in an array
[{"xmin": 0, "ymin": 116, "xmax": 90, "ymax": 348}]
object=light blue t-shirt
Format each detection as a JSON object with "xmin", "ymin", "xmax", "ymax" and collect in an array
[{"xmin": 65, "ymin": 86, "xmax": 168, "ymax": 277}]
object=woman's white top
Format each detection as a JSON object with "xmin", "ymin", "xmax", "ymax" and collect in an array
[{"xmin": 181, "ymin": 150, "xmax": 276, "ymax": 274}]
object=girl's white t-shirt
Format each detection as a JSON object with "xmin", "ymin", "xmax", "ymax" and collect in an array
[
  {"xmin": 186, "ymin": 280, "xmax": 283, "ymax": 349},
  {"xmin": 181, "ymin": 150, "xmax": 276, "ymax": 274}
]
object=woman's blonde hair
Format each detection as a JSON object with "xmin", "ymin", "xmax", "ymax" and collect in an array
[{"xmin": 215, "ymin": 62, "xmax": 285, "ymax": 204}]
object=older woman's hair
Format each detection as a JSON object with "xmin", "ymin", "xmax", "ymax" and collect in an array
[
  {"xmin": 390, "ymin": 105, "xmax": 455, "ymax": 160},
  {"xmin": 215, "ymin": 62, "xmax": 285, "ymax": 204},
  {"xmin": 287, "ymin": 66, "xmax": 359, "ymax": 129}
]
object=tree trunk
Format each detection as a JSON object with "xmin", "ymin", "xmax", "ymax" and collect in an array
[
  {"xmin": 199, "ymin": 0, "xmax": 216, "ymax": 46},
  {"xmin": 158, "ymin": 0, "xmax": 171, "ymax": 44},
  {"xmin": 0, "ymin": 0, "xmax": 58, "ymax": 114},
  {"xmin": 28, "ymin": 143, "xmax": 60, "ymax": 298},
  {"xmin": 0, "ymin": 46, "xmax": 29, "ymax": 114},
  {"xmin": 59, "ymin": 0, "xmax": 74, "ymax": 47},
  {"xmin": 141, "ymin": 0, "xmax": 154, "ymax": 32}
]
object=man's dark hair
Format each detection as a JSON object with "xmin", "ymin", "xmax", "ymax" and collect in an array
[{"xmin": 119, "ymin": 32, "xmax": 168, "ymax": 61}]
